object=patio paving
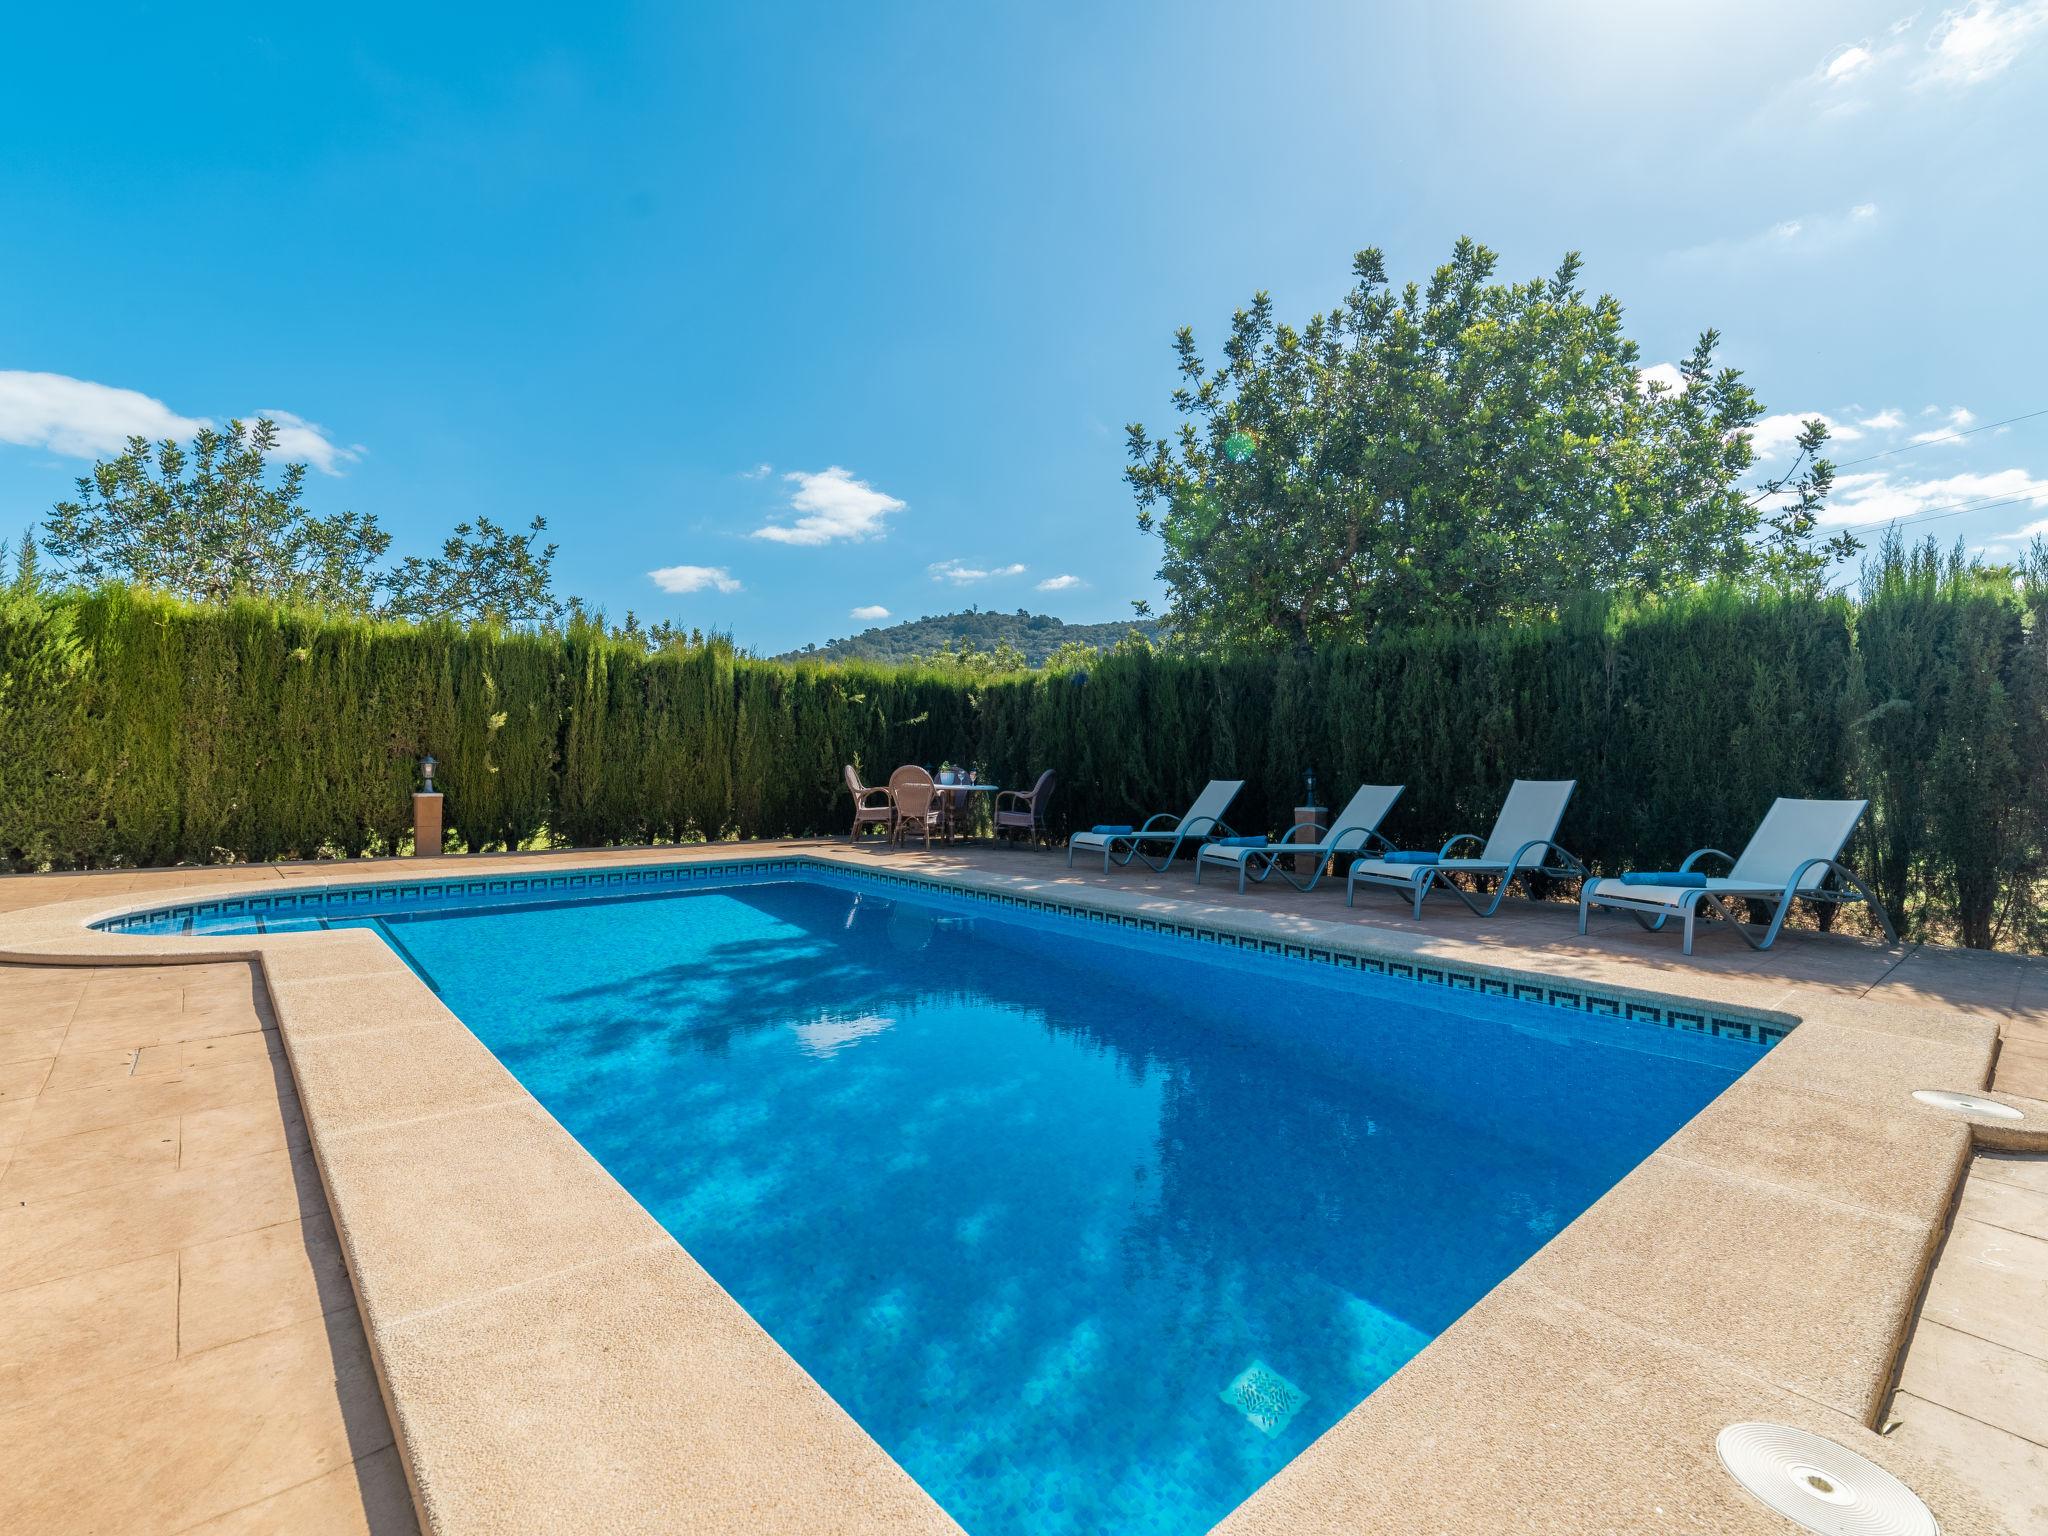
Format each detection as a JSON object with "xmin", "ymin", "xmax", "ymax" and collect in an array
[
  {"xmin": 2, "ymin": 837, "xmax": 2045, "ymax": 1534},
  {"xmin": 0, "ymin": 959, "xmax": 417, "ymax": 1536}
]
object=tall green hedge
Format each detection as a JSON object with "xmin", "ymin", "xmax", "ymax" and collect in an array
[{"xmin": 3, "ymin": 571, "xmax": 2044, "ymax": 949}]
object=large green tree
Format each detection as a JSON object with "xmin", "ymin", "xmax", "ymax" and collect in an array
[
  {"xmin": 1127, "ymin": 240, "xmax": 1852, "ymax": 649},
  {"xmin": 43, "ymin": 419, "xmax": 390, "ymax": 610},
  {"xmin": 39, "ymin": 420, "xmax": 561, "ymax": 624}
]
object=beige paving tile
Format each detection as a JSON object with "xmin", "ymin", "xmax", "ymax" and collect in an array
[
  {"xmin": 0, "ymin": 1115, "xmax": 180, "ymax": 1202},
  {"xmin": 175, "ymin": 1445, "xmax": 419, "ymax": 1536},
  {"xmin": 378, "ymin": 1242, "xmax": 958, "ymax": 1536},
  {"xmin": 0, "ymin": 1056, "xmax": 52, "ymax": 1105},
  {"xmin": 1890, "ymin": 1391, "xmax": 2048, "ymax": 1535},
  {"xmin": 0, "ymin": 1097, "xmax": 32, "ymax": 1154},
  {"xmin": 1517, "ymin": 1152, "xmax": 1934, "ymax": 1418},
  {"xmin": 0, "ymin": 1022, "xmax": 67, "ymax": 1065},
  {"xmin": 0, "ymin": 1146, "xmax": 321, "ymax": 1294},
  {"xmin": 1658, "ymin": 1078, "xmax": 1967, "ymax": 1226},
  {"xmin": 1975, "ymin": 1151, "xmax": 2048, "ymax": 1197},
  {"xmin": 180, "ymin": 1091, "xmax": 309, "ymax": 1166},
  {"xmin": 1923, "ymin": 1219, "xmax": 2048, "ymax": 1360},
  {"xmin": 42, "ymin": 1042, "xmax": 181, "ymax": 1092},
  {"xmin": 318, "ymin": 1100, "xmax": 665, "ymax": 1325},
  {"xmin": 0, "ymin": 1251, "xmax": 178, "ymax": 1396},
  {"xmin": 0, "ymin": 981, "xmax": 86, "ymax": 1029},
  {"xmin": 180, "ymin": 1212, "xmax": 355, "ymax": 1357},
  {"xmin": 20, "ymin": 1059, "xmax": 283, "ymax": 1144},
  {"xmin": 1961, "ymin": 1175, "xmax": 2048, "ymax": 1243},
  {"xmin": 1994, "ymin": 1043, "xmax": 2048, "ymax": 1101},
  {"xmin": 180, "ymin": 1030, "xmax": 281, "ymax": 1070},
  {"xmin": 59, "ymin": 1000, "xmax": 270, "ymax": 1055},
  {"xmin": 1898, "ymin": 1318, "xmax": 2048, "ymax": 1448},
  {"xmin": 0, "ymin": 1308, "xmax": 394, "ymax": 1536}
]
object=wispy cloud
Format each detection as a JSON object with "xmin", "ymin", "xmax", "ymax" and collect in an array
[
  {"xmin": 0, "ymin": 370, "xmax": 204, "ymax": 458},
  {"xmin": 1818, "ymin": 466, "xmax": 2048, "ymax": 528},
  {"xmin": 1909, "ymin": 405, "xmax": 1978, "ymax": 444},
  {"xmin": 849, "ymin": 604, "xmax": 890, "ymax": 621},
  {"xmin": 741, "ymin": 462, "xmax": 773, "ymax": 480},
  {"xmin": 1859, "ymin": 408, "xmax": 1907, "ymax": 431},
  {"xmin": 1672, "ymin": 202, "xmax": 1880, "ymax": 266},
  {"xmin": 1748, "ymin": 412, "xmax": 1863, "ymax": 460},
  {"xmin": 1824, "ymin": 42, "xmax": 1878, "ymax": 82},
  {"xmin": 929, "ymin": 559, "xmax": 1027, "ymax": 585},
  {"xmin": 1036, "ymin": 574, "xmax": 1084, "ymax": 591},
  {"xmin": 0, "ymin": 371, "xmax": 365, "ymax": 476},
  {"xmin": 752, "ymin": 466, "xmax": 904, "ymax": 546},
  {"xmin": 648, "ymin": 564, "xmax": 741, "ymax": 594},
  {"xmin": 255, "ymin": 409, "xmax": 363, "ymax": 475},
  {"xmin": 1917, "ymin": 2, "xmax": 2048, "ymax": 87}
]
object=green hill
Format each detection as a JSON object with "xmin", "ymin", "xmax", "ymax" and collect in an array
[{"xmin": 778, "ymin": 608, "xmax": 1164, "ymax": 665}]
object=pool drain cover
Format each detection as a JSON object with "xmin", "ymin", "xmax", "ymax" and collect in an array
[
  {"xmin": 1912, "ymin": 1089, "xmax": 2024, "ymax": 1122},
  {"xmin": 1220, "ymin": 1361, "xmax": 1307, "ymax": 1438},
  {"xmin": 1716, "ymin": 1422, "xmax": 1938, "ymax": 1535}
]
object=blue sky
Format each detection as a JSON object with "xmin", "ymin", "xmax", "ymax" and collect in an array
[{"xmin": 3, "ymin": 1, "xmax": 2045, "ymax": 653}]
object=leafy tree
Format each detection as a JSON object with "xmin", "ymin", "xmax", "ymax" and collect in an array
[
  {"xmin": 382, "ymin": 515, "xmax": 560, "ymax": 625},
  {"xmin": 42, "ymin": 420, "xmax": 392, "ymax": 610},
  {"xmin": 1127, "ymin": 239, "xmax": 1853, "ymax": 650}
]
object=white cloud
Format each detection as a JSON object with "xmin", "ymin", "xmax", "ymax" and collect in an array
[
  {"xmin": 849, "ymin": 604, "xmax": 890, "ymax": 621},
  {"xmin": 1917, "ymin": 2, "xmax": 2048, "ymax": 87},
  {"xmin": 741, "ymin": 462, "xmax": 773, "ymax": 479},
  {"xmin": 1748, "ymin": 412, "xmax": 1863, "ymax": 460},
  {"xmin": 1636, "ymin": 362, "xmax": 1689, "ymax": 395},
  {"xmin": 648, "ymin": 564, "xmax": 741, "ymax": 594},
  {"xmin": 0, "ymin": 371, "xmax": 363, "ymax": 475},
  {"xmin": 253, "ymin": 410, "xmax": 362, "ymax": 476},
  {"xmin": 1818, "ymin": 466, "xmax": 2048, "ymax": 528},
  {"xmin": 752, "ymin": 466, "xmax": 904, "ymax": 545},
  {"xmin": 1909, "ymin": 405, "xmax": 1977, "ymax": 444},
  {"xmin": 929, "ymin": 559, "xmax": 1027, "ymax": 585},
  {"xmin": 1828, "ymin": 43, "xmax": 1877, "ymax": 79},
  {"xmin": 1036, "ymin": 574, "xmax": 1084, "ymax": 591},
  {"xmin": 1673, "ymin": 203, "xmax": 1881, "ymax": 265},
  {"xmin": 0, "ymin": 370, "xmax": 205, "ymax": 458},
  {"xmin": 1859, "ymin": 408, "xmax": 1906, "ymax": 431}
]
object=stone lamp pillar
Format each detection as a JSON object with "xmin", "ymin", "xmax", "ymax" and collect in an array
[
  {"xmin": 1294, "ymin": 768, "xmax": 1324, "ymax": 880},
  {"xmin": 412, "ymin": 754, "xmax": 443, "ymax": 858}
]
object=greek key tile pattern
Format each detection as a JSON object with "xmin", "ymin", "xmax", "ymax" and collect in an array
[{"xmin": 94, "ymin": 856, "xmax": 1788, "ymax": 1047}]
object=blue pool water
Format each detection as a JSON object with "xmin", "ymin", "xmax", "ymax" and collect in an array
[{"xmin": 147, "ymin": 874, "xmax": 1764, "ymax": 1534}]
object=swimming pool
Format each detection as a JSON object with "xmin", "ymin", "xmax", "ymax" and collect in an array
[{"xmin": 108, "ymin": 868, "xmax": 1767, "ymax": 1535}]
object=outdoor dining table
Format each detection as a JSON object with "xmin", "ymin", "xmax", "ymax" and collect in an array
[{"xmin": 931, "ymin": 781, "xmax": 1000, "ymax": 840}]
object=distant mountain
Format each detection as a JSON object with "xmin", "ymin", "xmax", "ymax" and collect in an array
[{"xmin": 777, "ymin": 608, "xmax": 1165, "ymax": 665}]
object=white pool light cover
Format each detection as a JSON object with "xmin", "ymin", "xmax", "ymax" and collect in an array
[
  {"xmin": 1911, "ymin": 1089, "xmax": 2023, "ymax": 1122},
  {"xmin": 1716, "ymin": 1422, "xmax": 1938, "ymax": 1535}
]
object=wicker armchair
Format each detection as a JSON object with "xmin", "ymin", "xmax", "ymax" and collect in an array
[
  {"xmin": 888, "ymin": 765, "xmax": 944, "ymax": 851},
  {"xmin": 994, "ymin": 769, "xmax": 1056, "ymax": 848},
  {"xmin": 844, "ymin": 765, "xmax": 894, "ymax": 842}
]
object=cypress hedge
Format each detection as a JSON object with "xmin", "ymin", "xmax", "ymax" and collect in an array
[{"xmin": 3, "ymin": 562, "xmax": 2044, "ymax": 951}]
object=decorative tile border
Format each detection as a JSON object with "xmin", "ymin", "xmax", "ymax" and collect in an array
[{"xmin": 93, "ymin": 856, "xmax": 1788, "ymax": 1048}]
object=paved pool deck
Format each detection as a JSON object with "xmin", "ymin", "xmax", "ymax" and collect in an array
[{"xmin": 2, "ymin": 838, "xmax": 2045, "ymax": 1534}]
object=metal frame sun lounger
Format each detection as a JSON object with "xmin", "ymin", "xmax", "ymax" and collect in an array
[
  {"xmin": 1194, "ymin": 783, "xmax": 1404, "ymax": 893},
  {"xmin": 1347, "ymin": 779, "xmax": 1585, "ymax": 918},
  {"xmin": 1577, "ymin": 796, "xmax": 1897, "ymax": 955},
  {"xmin": 1067, "ymin": 779, "xmax": 1245, "ymax": 873}
]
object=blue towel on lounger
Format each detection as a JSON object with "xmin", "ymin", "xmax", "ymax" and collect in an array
[
  {"xmin": 1620, "ymin": 870, "xmax": 1706, "ymax": 888},
  {"xmin": 1090, "ymin": 824, "xmax": 1134, "ymax": 836},
  {"xmin": 1214, "ymin": 835, "xmax": 1267, "ymax": 847},
  {"xmin": 1381, "ymin": 850, "xmax": 1439, "ymax": 864}
]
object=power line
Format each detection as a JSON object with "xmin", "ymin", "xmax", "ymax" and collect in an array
[
  {"xmin": 1827, "ymin": 488, "xmax": 2048, "ymax": 540},
  {"xmin": 1828, "ymin": 406, "xmax": 2048, "ymax": 470}
]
